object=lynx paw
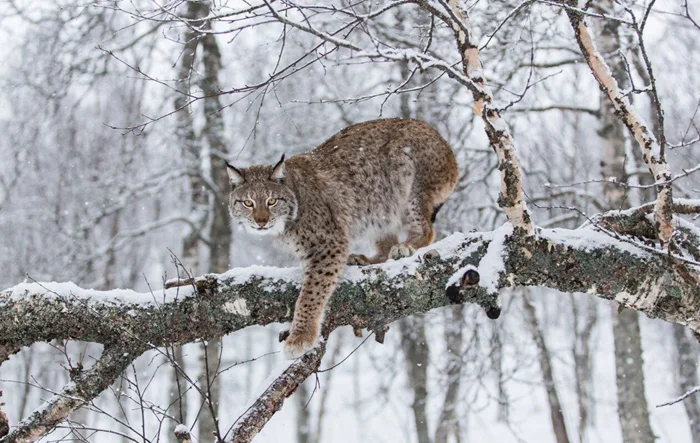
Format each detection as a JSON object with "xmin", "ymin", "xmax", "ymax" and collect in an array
[
  {"xmin": 283, "ymin": 328, "xmax": 319, "ymax": 359},
  {"xmin": 389, "ymin": 243, "xmax": 416, "ymax": 260},
  {"xmin": 347, "ymin": 253, "xmax": 371, "ymax": 266}
]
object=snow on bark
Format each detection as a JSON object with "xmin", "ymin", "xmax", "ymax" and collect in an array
[
  {"xmin": 1, "ymin": 216, "xmax": 699, "ymax": 440},
  {"xmin": 566, "ymin": 9, "xmax": 674, "ymax": 247},
  {"xmin": 174, "ymin": 423, "xmax": 192, "ymax": 443},
  {"xmin": 437, "ymin": 0, "xmax": 533, "ymax": 234},
  {"xmin": 2, "ymin": 223, "xmax": 699, "ymax": 362},
  {"xmin": 477, "ymin": 223, "xmax": 513, "ymax": 294}
]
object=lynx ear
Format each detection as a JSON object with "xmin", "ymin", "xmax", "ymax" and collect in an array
[
  {"xmin": 270, "ymin": 154, "xmax": 286, "ymax": 181},
  {"xmin": 226, "ymin": 162, "xmax": 245, "ymax": 186}
]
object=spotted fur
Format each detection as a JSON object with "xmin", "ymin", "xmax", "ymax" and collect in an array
[{"xmin": 227, "ymin": 119, "xmax": 458, "ymax": 358}]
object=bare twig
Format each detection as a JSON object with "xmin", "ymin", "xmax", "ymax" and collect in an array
[{"xmin": 657, "ymin": 386, "xmax": 700, "ymax": 408}]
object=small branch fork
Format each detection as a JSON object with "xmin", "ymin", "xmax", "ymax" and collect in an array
[
  {"xmin": 1, "ymin": 346, "xmax": 139, "ymax": 443},
  {"xmin": 562, "ymin": 1, "xmax": 675, "ymax": 248},
  {"xmin": 227, "ymin": 341, "xmax": 327, "ymax": 442}
]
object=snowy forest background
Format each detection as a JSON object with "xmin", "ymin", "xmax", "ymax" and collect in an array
[{"xmin": 0, "ymin": 0, "xmax": 699, "ymax": 442}]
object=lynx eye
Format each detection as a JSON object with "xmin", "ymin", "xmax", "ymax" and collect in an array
[
  {"xmin": 242, "ymin": 200, "xmax": 254, "ymax": 208},
  {"xmin": 267, "ymin": 197, "xmax": 278, "ymax": 206}
]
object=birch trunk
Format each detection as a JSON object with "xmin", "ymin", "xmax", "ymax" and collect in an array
[
  {"xmin": 171, "ymin": 1, "xmax": 208, "ymax": 438},
  {"xmin": 570, "ymin": 297, "xmax": 597, "ymax": 443},
  {"xmin": 434, "ymin": 305, "xmax": 465, "ymax": 443},
  {"xmin": 295, "ymin": 381, "xmax": 312, "ymax": 443},
  {"xmin": 493, "ymin": 328, "xmax": 509, "ymax": 423},
  {"xmin": 400, "ymin": 316, "xmax": 431, "ymax": 443},
  {"xmin": 674, "ymin": 326, "xmax": 700, "ymax": 443},
  {"xmin": 198, "ymin": 10, "xmax": 232, "ymax": 441},
  {"xmin": 593, "ymin": 6, "xmax": 656, "ymax": 441},
  {"xmin": 611, "ymin": 310, "xmax": 655, "ymax": 443}
]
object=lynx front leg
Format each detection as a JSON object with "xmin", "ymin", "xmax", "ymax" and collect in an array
[{"xmin": 284, "ymin": 242, "xmax": 348, "ymax": 359}]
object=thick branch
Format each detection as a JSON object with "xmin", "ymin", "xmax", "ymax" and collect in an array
[
  {"xmin": 228, "ymin": 341, "xmax": 326, "ymax": 442},
  {"xmin": 1, "ymin": 217, "xmax": 699, "ymax": 439},
  {"xmin": 3, "ymin": 221, "xmax": 699, "ymax": 361}
]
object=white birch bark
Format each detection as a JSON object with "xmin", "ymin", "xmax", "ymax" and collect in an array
[{"xmin": 565, "ymin": 7, "xmax": 674, "ymax": 247}]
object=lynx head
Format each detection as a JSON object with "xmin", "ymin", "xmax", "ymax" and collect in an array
[{"xmin": 226, "ymin": 155, "xmax": 297, "ymax": 236}]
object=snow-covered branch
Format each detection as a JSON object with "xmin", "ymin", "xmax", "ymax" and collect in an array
[{"xmin": 2, "ymin": 212, "xmax": 699, "ymax": 440}]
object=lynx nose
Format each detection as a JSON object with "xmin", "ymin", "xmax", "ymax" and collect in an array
[{"xmin": 255, "ymin": 218, "xmax": 268, "ymax": 228}]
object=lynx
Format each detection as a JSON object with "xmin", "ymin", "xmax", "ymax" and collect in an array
[{"xmin": 227, "ymin": 118, "xmax": 458, "ymax": 358}]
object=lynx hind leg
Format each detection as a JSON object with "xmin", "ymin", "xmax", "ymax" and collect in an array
[
  {"xmin": 371, "ymin": 234, "xmax": 399, "ymax": 263},
  {"xmin": 284, "ymin": 242, "xmax": 348, "ymax": 359},
  {"xmin": 347, "ymin": 253, "xmax": 371, "ymax": 266},
  {"xmin": 347, "ymin": 234, "xmax": 399, "ymax": 266},
  {"xmin": 390, "ymin": 199, "xmax": 437, "ymax": 260}
]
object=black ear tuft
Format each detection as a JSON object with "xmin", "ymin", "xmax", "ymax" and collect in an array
[
  {"xmin": 270, "ymin": 154, "xmax": 286, "ymax": 181},
  {"xmin": 226, "ymin": 161, "xmax": 245, "ymax": 186}
]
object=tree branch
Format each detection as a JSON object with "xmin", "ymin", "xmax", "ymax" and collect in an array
[
  {"xmin": 0, "ymin": 346, "xmax": 138, "ymax": 443},
  {"xmin": 419, "ymin": 0, "xmax": 534, "ymax": 234},
  {"xmin": 564, "ymin": 3, "xmax": 675, "ymax": 247},
  {"xmin": 227, "ymin": 341, "xmax": 326, "ymax": 442},
  {"xmin": 2, "ymin": 214, "xmax": 700, "ymax": 440},
  {"xmin": 3, "ymin": 223, "xmax": 699, "ymax": 358}
]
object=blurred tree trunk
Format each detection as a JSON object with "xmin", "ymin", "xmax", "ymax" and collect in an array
[
  {"xmin": 674, "ymin": 326, "xmax": 700, "ymax": 443},
  {"xmin": 492, "ymin": 327, "xmax": 509, "ymax": 423},
  {"xmin": 595, "ymin": 3, "xmax": 655, "ymax": 441},
  {"xmin": 312, "ymin": 336, "xmax": 343, "ymax": 443},
  {"xmin": 434, "ymin": 305, "xmax": 465, "ymax": 443},
  {"xmin": 296, "ymin": 380, "xmax": 312, "ymax": 443},
  {"xmin": 201, "ymin": 18, "xmax": 233, "ymax": 278},
  {"xmin": 169, "ymin": 1, "xmax": 208, "ymax": 438},
  {"xmin": 103, "ymin": 212, "xmax": 120, "ymax": 289},
  {"xmin": 570, "ymin": 296, "xmax": 597, "ymax": 443},
  {"xmin": 522, "ymin": 293, "xmax": 571, "ymax": 443},
  {"xmin": 197, "ymin": 6, "xmax": 232, "ymax": 441},
  {"xmin": 397, "ymin": 54, "xmax": 434, "ymax": 443},
  {"xmin": 295, "ymin": 335, "xmax": 343, "ymax": 443},
  {"xmin": 611, "ymin": 310, "xmax": 654, "ymax": 443},
  {"xmin": 400, "ymin": 315, "xmax": 431, "ymax": 443},
  {"xmin": 167, "ymin": 1, "xmax": 233, "ymax": 438}
]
